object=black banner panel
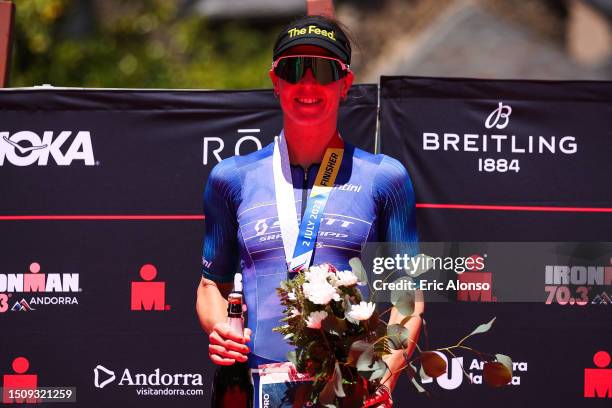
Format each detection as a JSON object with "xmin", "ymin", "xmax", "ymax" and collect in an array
[
  {"xmin": 0, "ymin": 86, "xmax": 377, "ymax": 408},
  {"xmin": 380, "ymin": 76, "xmax": 612, "ymax": 241},
  {"xmin": 379, "ymin": 77, "xmax": 611, "ymax": 407}
]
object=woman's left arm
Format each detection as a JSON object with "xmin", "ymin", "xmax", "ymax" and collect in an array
[{"xmin": 373, "ymin": 155, "xmax": 424, "ymax": 400}]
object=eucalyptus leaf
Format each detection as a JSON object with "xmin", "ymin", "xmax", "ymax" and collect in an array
[
  {"xmin": 349, "ymin": 257, "xmax": 368, "ymax": 285},
  {"xmin": 356, "ymin": 343, "xmax": 376, "ymax": 372},
  {"xmin": 419, "ymin": 364, "xmax": 431, "ymax": 382},
  {"xmin": 467, "ymin": 317, "xmax": 496, "ymax": 338},
  {"xmin": 495, "ymin": 354, "xmax": 513, "ymax": 374},
  {"xmin": 405, "ymin": 358, "xmax": 416, "ymax": 379},
  {"xmin": 408, "ymin": 361, "xmax": 427, "ymax": 393},
  {"xmin": 348, "ymin": 340, "xmax": 372, "ymax": 367},
  {"xmin": 358, "ymin": 359, "xmax": 388, "ymax": 381},
  {"xmin": 386, "ymin": 324, "xmax": 410, "ymax": 350},
  {"xmin": 286, "ymin": 351, "xmax": 297, "ymax": 367},
  {"xmin": 411, "ymin": 376, "xmax": 427, "ymax": 393},
  {"xmin": 390, "ymin": 277, "xmax": 415, "ymax": 316},
  {"xmin": 333, "ymin": 362, "xmax": 346, "ymax": 398}
]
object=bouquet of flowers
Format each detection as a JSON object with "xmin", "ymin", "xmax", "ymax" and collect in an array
[
  {"xmin": 274, "ymin": 259, "xmax": 514, "ymax": 407},
  {"xmin": 274, "ymin": 261, "xmax": 388, "ymax": 407}
]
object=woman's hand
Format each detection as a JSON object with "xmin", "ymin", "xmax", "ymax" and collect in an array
[
  {"xmin": 363, "ymin": 384, "xmax": 392, "ymax": 408},
  {"xmin": 208, "ymin": 322, "xmax": 251, "ymax": 366}
]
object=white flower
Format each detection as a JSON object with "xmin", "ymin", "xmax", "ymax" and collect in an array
[
  {"xmin": 290, "ymin": 308, "xmax": 301, "ymax": 318},
  {"xmin": 305, "ymin": 310, "xmax": 328, "ymax": 329},
  {"xmin": 305, "ymin": 265, "xmax": 332, "ymax": 283},
  {"xmin": 303, "ymin": 279, "xmax": 341, "ymax": 305},
  {"xmin": 347, "ymin": 301, "xmax": 376, "ymax": 321},
  {"xmin": 287, "ymin": 290, "xmax": 297, "ymax": 301},
  {"xmin": 335, "ymin": 270, "xmax": 358, "ymax": 287}
]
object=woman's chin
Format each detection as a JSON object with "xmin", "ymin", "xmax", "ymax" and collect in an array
[{"xmin": 287, "ymin": 112, "xmax": 330, "ymax": 127}]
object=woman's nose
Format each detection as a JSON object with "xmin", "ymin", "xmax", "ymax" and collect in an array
[{"xmin": 299, "ymin": 68, "xmax": 317, "ymax": 85}]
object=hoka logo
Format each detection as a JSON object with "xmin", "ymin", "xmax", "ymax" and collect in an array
[{"xmin": 0, "ymin": 131, "xmax": 96, "ymax": 166}]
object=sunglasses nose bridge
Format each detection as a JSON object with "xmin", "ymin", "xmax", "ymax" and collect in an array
[{"xmin": 300, "ymin": 67, "xmax": 317, "ymax": 84}]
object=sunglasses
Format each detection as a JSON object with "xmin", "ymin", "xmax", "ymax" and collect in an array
[{"xmin": 272, "ymin": 55, "xmax": 350, "ymax": 85}]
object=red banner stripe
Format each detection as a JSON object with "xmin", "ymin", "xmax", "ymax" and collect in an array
[
  {"xmin": 0, "ymin": 215, "xmax": 205, "ymax": 221},
  {"xmin": 416, "ymin": 203, "xmax": 612, "ymax": 213}
]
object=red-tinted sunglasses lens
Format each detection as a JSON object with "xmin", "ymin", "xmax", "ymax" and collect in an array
[{"xmin": 274, "ymin": 57, "xmax": 348, "ymax": 85}]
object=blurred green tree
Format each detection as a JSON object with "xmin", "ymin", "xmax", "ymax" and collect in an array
[{"xmin": 10, "ymin": 0, "xmax": 282, "ymax": 89}]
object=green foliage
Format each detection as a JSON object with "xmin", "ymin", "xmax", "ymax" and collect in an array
[
  {"xmin": 275, "ymin": 263, "xmax": 514, "ymax": 401},
  {"xmin": 11, "ymin": 0, "xmax": 282, "ymax": 88}
]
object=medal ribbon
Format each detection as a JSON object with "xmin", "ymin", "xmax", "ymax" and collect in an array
[{"xmin": 272, "ymin": 131, "xmax": 344, "ymax": 272}]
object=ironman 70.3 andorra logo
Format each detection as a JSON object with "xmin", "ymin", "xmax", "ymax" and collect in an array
[
  {"xmin": 0, "ymin": 130, "xmax": 96, "ymax": 166},
  {"xmin": 544, "ymin": 259, "xmax": 612, "ymax": 306},
  {"xmin": 0, "ymin": 262, "xmax": 82, "ymax": 313}
]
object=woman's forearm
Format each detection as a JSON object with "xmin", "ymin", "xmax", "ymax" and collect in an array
[{"xmin": 196, "ymin": 277, "xmax": 230, "ymax": 334}]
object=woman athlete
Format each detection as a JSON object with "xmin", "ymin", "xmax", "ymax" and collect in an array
[{"xmin": 196, "ymin": 15, "xmax": 423, "ymax": 407}]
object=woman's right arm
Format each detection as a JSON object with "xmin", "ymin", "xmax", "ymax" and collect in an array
[
  {"xmin": 197, "ymin": 160, "xmax": 250, "ymax": 365},
  {"xmin": 196, "ymin": 276, "xmax": 251, "ymax": 365}
]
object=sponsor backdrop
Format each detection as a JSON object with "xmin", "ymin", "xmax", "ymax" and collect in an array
[{"xmin": 0, "ymin": 78, "xmax": 610, "ymax": 407}]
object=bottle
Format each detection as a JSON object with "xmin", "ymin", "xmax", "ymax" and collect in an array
[
  {"xmin": 227, "ymin": 273, "xmax": 245, "ymax": 337},
  {"xmin": 211, "ymin": 273, "xmax": 253, "ymax": 408}
]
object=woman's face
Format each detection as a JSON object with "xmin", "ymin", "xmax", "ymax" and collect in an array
[{"xmin": 270, "ymin": 45, "xmax": 354, "ymax": 127}]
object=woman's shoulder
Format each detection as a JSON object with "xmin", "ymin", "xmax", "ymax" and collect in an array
[
  {"xmin": 209, "ymin": 141, "xmax": 275, "ymax": 180},
  {"xmin": 350, "ymin": 145, "xmax": 408, "ymax": 175},
  {"xmin": 347, "ymin": 145, "xmax": 413, "ymax": 198}
]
